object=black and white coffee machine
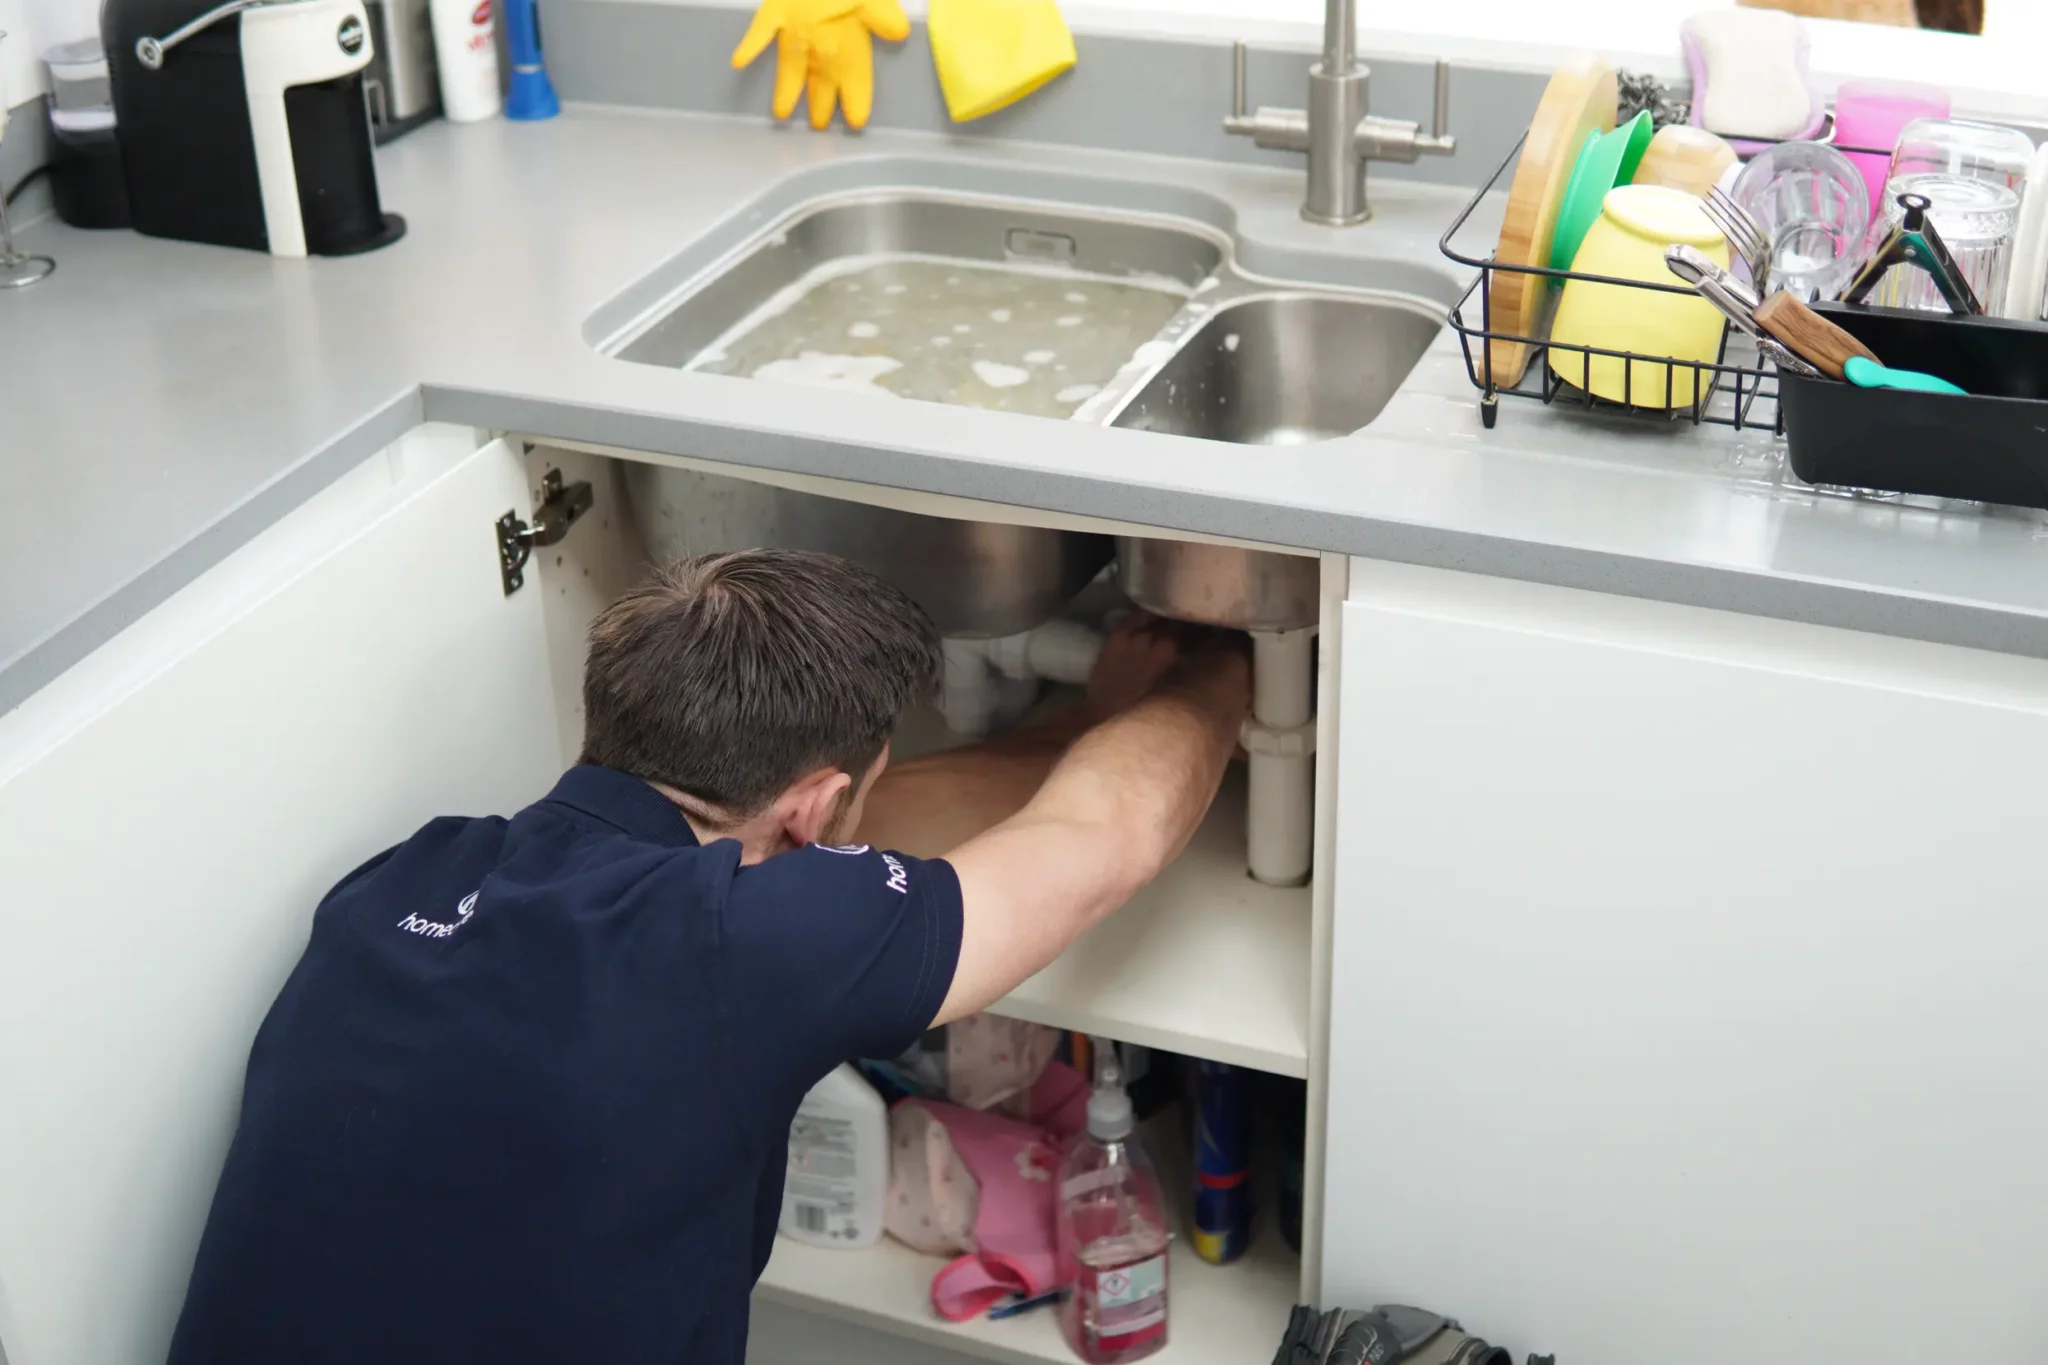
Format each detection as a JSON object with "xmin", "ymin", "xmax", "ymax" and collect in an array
[{"xmin": 104, "ymin": 0, "xmax": 406, "ymax": 256}]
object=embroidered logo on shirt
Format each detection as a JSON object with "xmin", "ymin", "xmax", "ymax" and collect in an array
[
  {"xmin": 397, "ymin": 889, "xmax": 480, "ymax": 939},
  {"xmin": 812, "ymin": 843, "xmax": 872, "ymax": 856},
  {"xmin": 881, "ymin": 853, "xmax": 909, "ymax": 894}
]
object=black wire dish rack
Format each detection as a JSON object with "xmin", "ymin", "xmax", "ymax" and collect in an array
[{"xmin": 1437, "ymin": 129, "xmax": 1883, "ymax": 434}]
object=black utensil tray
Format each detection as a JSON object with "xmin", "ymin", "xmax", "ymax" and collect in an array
[{"xmin": 1777, "ymin": 303, "xmax": 2048, "ymax": 510}]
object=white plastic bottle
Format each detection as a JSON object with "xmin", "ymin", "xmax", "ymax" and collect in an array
[
  {"xmin": 780, "ymin": 1064, "xmax": 888, "ymax": 1249},
  {"xmin": 430, "ymin": 0, "xmax": 502, "ymax": 123}
]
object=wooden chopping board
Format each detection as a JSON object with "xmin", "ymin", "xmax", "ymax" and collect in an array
[{"xmin": 1486, "ymin": 55, "xmax": 1617, "ymax": 388}]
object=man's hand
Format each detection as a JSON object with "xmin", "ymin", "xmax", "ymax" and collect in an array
[{"xmin": 1081, "ymin": 614, "xmax": 1186, "ymax": 722}]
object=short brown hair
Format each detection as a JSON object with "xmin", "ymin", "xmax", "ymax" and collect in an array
[{"xmin": 580, "ymin": 551, "xmax": 941, "ymax": 817}]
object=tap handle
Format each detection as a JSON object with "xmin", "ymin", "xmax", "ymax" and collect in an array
[
  {"xmin": 1232, "ymin": 41, "xmax": 1248, "ymax": 121},
  {"xmin": 1411, "ymin": 58, "xmax": 1456, "ymax": 155}
]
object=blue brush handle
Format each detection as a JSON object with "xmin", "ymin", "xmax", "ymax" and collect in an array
[
  {"xmin": 1843, "ymin": 355, "xmax": 1968, "ymax": 396},
  {"xmin": 500, "ymin": 0, "xmax": 559, "ymax": 120}
]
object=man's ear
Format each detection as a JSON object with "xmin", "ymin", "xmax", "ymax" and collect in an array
[{"xmin": 779, "ymin": 766, "xmax": 855, "ymax": 848}]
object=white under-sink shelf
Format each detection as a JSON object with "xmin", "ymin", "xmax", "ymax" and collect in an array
[
  {"xmin": 755, "ymin": 1155, "xmax": 1299, "ymax": 1365},
  {"xmin": 992, "ymin": 767, "xmax": 1310, "ymax": 1078}
]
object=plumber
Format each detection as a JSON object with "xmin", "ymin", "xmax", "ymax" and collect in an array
[{"xmin": 165, "ymin": 548, "xmax": 1249, "ymax": 1365}]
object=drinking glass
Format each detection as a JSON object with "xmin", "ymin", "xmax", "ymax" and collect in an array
[
  {"xmin": 1886, "ymin": 117, "xmax": 2036, "ymax": 194},
  {"xmin": 1868, "ymin": 172, "xmax": 2020, "ymax": 312},
  {"xmin": 0, "ymin": 29, "xmax": 59, "ymax": 289},
  {"xmin": 1730, "ymin": 141, "xmax": 1870, "ymax": 301}
]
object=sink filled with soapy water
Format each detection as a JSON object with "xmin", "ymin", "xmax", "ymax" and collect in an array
[
  {"xmin": 689, "ymin": 257, "xmax": 1188, "ymax": 417},
  {"xmin": 609, "ymin": 192, "xmax": 1221, "ymax": 418}
]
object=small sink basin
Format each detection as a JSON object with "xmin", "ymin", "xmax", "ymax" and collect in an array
[
  {"xmin": 1108, "ymin": 294, "xmax": 1444, "ymax": 631},
  {"xmin": 1106, "ymin": 294, "xmax": 1445, "ymax": 446}
]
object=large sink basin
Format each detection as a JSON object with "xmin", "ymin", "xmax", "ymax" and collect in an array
[{"xmin": 1103, "ymin": 294, "xmax": 1444, "ymax": 446}]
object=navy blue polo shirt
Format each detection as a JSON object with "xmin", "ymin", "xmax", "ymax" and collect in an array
[{"xmin": 168, "ymin": 765, "xmax": 963, "ymax": 1365}]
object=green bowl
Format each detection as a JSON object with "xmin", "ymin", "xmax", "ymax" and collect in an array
[{"xmin": 1549, "ymin": 110, "xmax": 1655, "ymax": 275}]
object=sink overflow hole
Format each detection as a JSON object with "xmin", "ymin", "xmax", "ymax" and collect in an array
[{"xmin": 1004, "ymin": 227, "xmax": 1078, "ymax": 264}]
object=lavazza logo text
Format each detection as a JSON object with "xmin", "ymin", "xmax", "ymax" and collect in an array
[{"xmin": 398, "ymin": 889, "xmax": 480, "ymax": 939}]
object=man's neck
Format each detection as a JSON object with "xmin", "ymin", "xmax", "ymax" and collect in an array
[{"xmin": 645, "ymin": 779, "xmax": 789, "ymax": 865}]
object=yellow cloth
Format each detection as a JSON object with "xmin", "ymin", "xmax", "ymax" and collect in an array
[
  {"xmin": 927, "ymin": 0, "xmax": 1076, "ymax": 123},
  {"xmin": 731, "ymin": 0, "xmax": 911, "ymax": 131}
]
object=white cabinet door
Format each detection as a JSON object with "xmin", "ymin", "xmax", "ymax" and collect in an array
[
  {"xmin": 0, "ymin": 433, "xmax": 564, "ymax": 1365},
  {"xmin": 1324, "ymin": 562, "xmax": 2048, "ymax": 1365}
]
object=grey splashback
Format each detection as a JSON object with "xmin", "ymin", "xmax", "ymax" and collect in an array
[{"xmin": 547, "ymin": 2, "xmax": 1550, "ymax": 191}]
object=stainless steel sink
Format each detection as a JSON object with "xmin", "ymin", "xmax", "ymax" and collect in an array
[
  {"xmin": 593, "ymin": 167, "xmax": 1453, "ymax": 637},
  {"xmin": 609, "ymin": 190, "xmax": 1227, "ymax": 637},
  {"xmin": 1108, "ymin": 294, "xmax": 1444, "ymax": 630},
  {"xmin": 1104, "ymin": 293, "xmax": 1444, "ymax": 445},
  {"xmin": 613, "ymin": 193, "xmax": 1223, "ymax": 375}
]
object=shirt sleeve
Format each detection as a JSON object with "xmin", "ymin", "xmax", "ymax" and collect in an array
[{"xmin": 719, "ymin": 843, "xmax": 964, "ymax": 1094}]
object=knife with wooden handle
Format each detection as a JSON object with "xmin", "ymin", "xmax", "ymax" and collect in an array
[{"xmin": 1665, "ymin": 245, "xmax": 1825, "ymax": 379}]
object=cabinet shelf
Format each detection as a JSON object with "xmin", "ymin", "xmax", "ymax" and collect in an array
[
  {"xmin": 993, "ymin": 769, "xmax": 1311, "ymax": 1078},
  {"xmin": 755, "ymin": 1189, "xmax": 1298, "ymax": 1365}
]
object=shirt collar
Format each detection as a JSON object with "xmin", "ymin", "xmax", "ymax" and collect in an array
[{"xmin": 541, "ymin": 766, "xmax": 702, "ymax": 849}]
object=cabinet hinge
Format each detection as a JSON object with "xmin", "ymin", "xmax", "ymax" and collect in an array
[{"xmin": 497, "ymin": 468, "xmax": 594, "ymax": 596}]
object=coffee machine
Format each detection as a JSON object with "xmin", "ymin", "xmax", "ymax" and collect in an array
[{"xmin": 104, "ymin": 0, "xmax": 405, "ymax": 256}]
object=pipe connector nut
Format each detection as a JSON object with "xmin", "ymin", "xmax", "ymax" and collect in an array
[{"xmin": 1241, "ymin": 718, "xmax": 1317, "ymax": 759}]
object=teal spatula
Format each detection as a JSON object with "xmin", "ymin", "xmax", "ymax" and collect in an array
[{"xmin": 1843, "ymin": 355, "xmax": 1968, "ymax": 396}]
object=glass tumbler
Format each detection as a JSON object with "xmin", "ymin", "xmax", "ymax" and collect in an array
[
  {"xmin": 1885, "ymin": 117, "xmax": 2036, "ymax": 195},
  {"xmin": 1730, "ymin": 141, "xmax": 1871, "ymax": 301},
  {"xmin": 1868, "ymin": 172, "xmax": 2020, "ymax": 312},
  {"xmin": 0, "ymin": 29, "xmax": 59, "ymax": 288}
]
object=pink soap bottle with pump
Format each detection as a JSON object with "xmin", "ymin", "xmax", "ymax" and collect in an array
[{"xmin": 1056, "ymin": 1047, "xmax": 1170, "ymax": 1364}]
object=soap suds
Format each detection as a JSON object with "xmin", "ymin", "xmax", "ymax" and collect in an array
[
  {"xmin": 1056, "ymin": 383, "xmax": 1101, "ymax": 403},
  {"xmin": 848, "ymin": 321, "xmax": 881, "ymax": 339},
  {"xmin": 885, "ymin": 283, "xmax": 907, "ymax": 294},
  {"xmin": 990, "ymin": 308, "xmax": 1013, "ymax": 323},
  {"xmin": 1195, "ymin": 276, "xmax": 1221, "ymax": 294},
  {"xmin": 1223, "ymin": 333, "xmax": 1241, "ymax": 352},
  {"xmin": 1065, "ymin": 291, "xmax": 1088, "ymax": 303},
  {"xmin": 1056, "ymin": 315, "xmax": 1083, "ymax": 327},
  {"xmin": 973, "ymin": 361, "xmax": 1031, "ymax": 389},
  {"xmin": 954, "ymin": 323, "xmax": 973, "ymax": 334},
  {"xmin": 750, "ymin": 351, "xmax": 902, "ymax": 395},
  {"xmin": 1024, "ymin": 349, "xmax": 1057, "ymax": 365},
  {"xmin": 931, "ymin": 336, "xmax": 952, "ymax": 347}
]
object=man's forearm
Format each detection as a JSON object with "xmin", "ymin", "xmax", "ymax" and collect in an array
[
  {"xmin": 853, "ymin": 707, "xmax": 1089, "ymax": 859},
  {"xmin": 1026, "ymin": 659, "xmax": 1245, "ymax": 886}
]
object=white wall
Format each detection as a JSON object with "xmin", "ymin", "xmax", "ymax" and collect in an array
[{"xmin": 2, "ymin": 0, "xmax": 93, "ymax": 113}]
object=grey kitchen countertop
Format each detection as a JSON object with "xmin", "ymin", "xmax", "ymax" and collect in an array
[{"xmin": 7, "ymin": 104, "xmax": 2048, "ymax": 713}]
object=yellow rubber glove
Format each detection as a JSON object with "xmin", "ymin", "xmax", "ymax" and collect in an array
[{"xmin": 731, "ymin": 0, "xmax": 909, "ymax": 131}]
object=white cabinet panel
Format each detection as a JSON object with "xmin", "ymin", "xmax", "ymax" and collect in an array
[
  {"xmin": 1324, "ymin": 563, "xmax": 2048, "ymax": 1365},
  {"xmin": 0, "ymin": 434, "xmax": 562, "ymax": 1365}
]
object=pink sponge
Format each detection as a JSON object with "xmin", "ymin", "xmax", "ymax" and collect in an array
[{"xmin": 1682, "ymin": 9, "xmax": 1826, "ymax": 156}]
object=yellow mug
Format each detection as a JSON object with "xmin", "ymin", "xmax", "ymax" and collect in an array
[{"xmin": 1548, "ymin": 184, "xmax": 1731, "ymax": 409}]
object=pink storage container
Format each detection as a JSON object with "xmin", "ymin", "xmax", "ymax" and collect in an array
[{"xmin": 1833, "ymin": 80, "xmax": 1952, "ymax": 216}]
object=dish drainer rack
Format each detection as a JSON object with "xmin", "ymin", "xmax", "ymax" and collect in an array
[{"xmin": 1438, "ymin": 132, "xmax": 1803, "ymax": 434}]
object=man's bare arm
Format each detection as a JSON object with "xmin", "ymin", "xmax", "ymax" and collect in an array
[
  {"xmin": 928, "ymin": 647, "xmax": 1248, "ymax": 1025},
  {"xmin": 853, "ymin": 620, "xmax": 1185, "ymax": 860}
]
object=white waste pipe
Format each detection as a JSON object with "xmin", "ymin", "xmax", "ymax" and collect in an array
[
  {"xmin": 1245, "ymin": 627, "xmax": 1317, "ymax": 887},
  {"xmin": 940, "ymin": 622, "xmax": 1106, "ymax": 738}
]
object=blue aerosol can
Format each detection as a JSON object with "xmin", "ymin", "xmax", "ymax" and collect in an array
[{"xmin": 1191, "ymin": 1060, "xmax": 1251, "ymax": 1263}]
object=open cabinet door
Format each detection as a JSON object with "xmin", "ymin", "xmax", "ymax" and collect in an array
[{"xmin": 0, "ymin": 434, "xmax": 565, "ymax": 1365}]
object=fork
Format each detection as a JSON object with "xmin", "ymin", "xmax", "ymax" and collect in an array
[{"xmin": 1702, "ymin": 187, "xmax": 1771, "ymax": 293}]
